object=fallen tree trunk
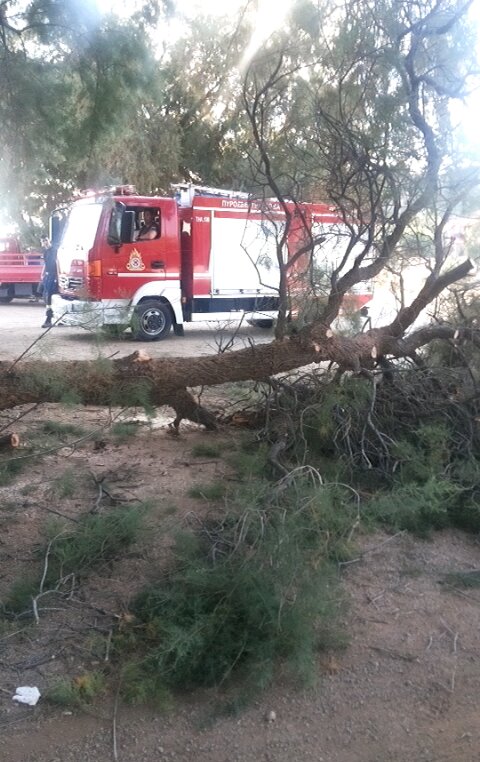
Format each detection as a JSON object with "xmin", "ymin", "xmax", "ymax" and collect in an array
[
  {"xmin": 0, "ymin": 338, "xmax": 322, "ymax": 428},
  {"xmin": 0, "ymin": 306, "xmax": 477, "ymax": 428}
]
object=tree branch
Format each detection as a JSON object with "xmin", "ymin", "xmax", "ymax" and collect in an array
[{"xmin": 384, "ymin": 258, "xmax": 474, "ymax": 338}]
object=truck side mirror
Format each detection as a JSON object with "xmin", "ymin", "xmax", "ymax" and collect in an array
[
  {"xmin": 121, "ymin": 211, "xmax": 135, "ymax": 243},
  {"xmin": 107, "ymin": 202, "xmax": 125, "ymax": 247}
]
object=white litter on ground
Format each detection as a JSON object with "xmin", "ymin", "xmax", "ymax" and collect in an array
[{"xmin": 12, "ymin": 686, "xmax": 41, "ymax": 706}]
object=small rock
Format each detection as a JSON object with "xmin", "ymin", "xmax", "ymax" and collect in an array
[{"xmin": 265, "ymin": 709, "xmax": 277, "ymax": 723}]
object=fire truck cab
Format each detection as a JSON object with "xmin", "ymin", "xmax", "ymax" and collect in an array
[{"xmin": 52, "ymin": 184, "xmax": 370, "ymax": 340}]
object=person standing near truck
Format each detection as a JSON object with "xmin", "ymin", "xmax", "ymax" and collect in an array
[{"xmin": 40, "ymin": 237, "xmax": 59, "ymax": 328}]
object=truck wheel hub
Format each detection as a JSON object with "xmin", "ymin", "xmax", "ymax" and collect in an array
[{"xmin": 141, "ymin": 307, "xmax": 165, "ymax": 335}]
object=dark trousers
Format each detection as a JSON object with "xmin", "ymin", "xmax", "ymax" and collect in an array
[{"xmin": 43, "ymin": 274, "xmax": 58, "ymax": 307}]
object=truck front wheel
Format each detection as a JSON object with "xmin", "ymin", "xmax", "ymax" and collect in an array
[{"xmin": 131, "ymin": 301, "xmax": 172, "ymax": 341}]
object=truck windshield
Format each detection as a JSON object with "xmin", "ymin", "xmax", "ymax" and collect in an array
[{"xmin": 57, "ymin": 202, "xmax": 103, "ymax": 270}]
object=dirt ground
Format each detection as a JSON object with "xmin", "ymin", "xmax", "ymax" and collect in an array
[
  {"xmin": 1, "ymin": 305, "xmax": 480, "ymax": 761},
  {"xmin": 0, "ymin": 302, "xmax": 273, "ymax": 362}
]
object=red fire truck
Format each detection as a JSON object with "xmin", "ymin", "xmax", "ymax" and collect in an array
[
  {"xmin": 52, "ymin": 184, "xmax": 371, "ymax": 340},
  {"xmin": 0, "ymin": 237, "xmax": 43, "ymax": 303}
]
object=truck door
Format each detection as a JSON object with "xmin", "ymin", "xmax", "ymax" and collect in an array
[{"xmin": 102, "ymin": 201, "xmax": 180, "ymax": 300}]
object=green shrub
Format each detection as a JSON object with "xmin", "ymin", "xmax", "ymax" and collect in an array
[
  {"xmin": 2, "ymin": 505, "xmax": 147, "ymax": 617},
  {"xmin": 188, "ymin": 481, "xmax": 226, "ymax": 501},
  {"xmin": 227, "ymin": 441, "xmax": 270, "ymax": 479},
  {"xmin": 52, "ymin": 467, "xmax": 77, "ymax": 498},
  {"xmin": 391, "ymin": 423, "xmax": 451, "ymax": 483},
  {"xmin": 190, "ymin": 443, "xmax": 222, "ymax": 458},
  {"xmin": 120, "ymin": 662, "xmax": 173, "ymax": 709},
  {"xmin": 448, "ymin": 495, "xmax": 480, "ymax": 533},
  {"xmin": 128, "ymin": 537, "xmax": 337, "ymax": 692},
  {"xmin": 20, "ymin": 365, "xmax": 82, "ymax": 405},
  {"xmin": 41, "ymin": 421, "xmax": 86, "ymax": 437},
  {"xmin": 117, "ymin": 474, "xmax": 351, "ymax": 700},
  {"xmin": 365, "ymin": 478, "xmax": 461, "ymax": 536},
  {"xmin": 446, "ymin": 458, "xmax": 480, "ymax": 532},
  {"xmin": 43, "ymin": 506, "xmax": 147, "ymax": 582},
  {"xmin": 0, "ymin": 457, "xmax": 25, "ymax": 485},
  {"xmin": 442, "ymin": 570, "xmax": 480, "ymax": 589},
  {"xmin": 111, "ymin": 421, "xmax": 141, "ymax": 441},
  {"xmin": 109, "ymin": 379, "xmax": 156, "ymax": 415},
  {"xmin": 46, "ymin": 671, "xmax": 105, "ymax": 707},
  {"xmin": 2, "ymin": 576, "xmax": 38, "ymax": 614},
  {"xmin": 300, "ymin": 378, "xmax": 373, "ymax": 457}
]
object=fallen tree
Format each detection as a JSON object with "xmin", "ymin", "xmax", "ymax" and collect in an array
[
  {"xmin": 0, "ymin": 255, "xmax": 475, "ymax": 427},
  {"xmin": 0, "ymin": 0, "xmax": 478, "ymax": 427}
]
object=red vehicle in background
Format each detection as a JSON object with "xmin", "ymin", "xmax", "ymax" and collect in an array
[
  {"xmin": 0, "ymin": 237, "xmax": 43, "ymax": 303},
  {"xmin": 51, "ymin": 184, "xmax": 372, "ymax": 340}
]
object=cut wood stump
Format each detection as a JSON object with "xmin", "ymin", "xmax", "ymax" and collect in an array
[{"xmin": 0, "ymin": 432, "xmax": 20, "ymax": 450}]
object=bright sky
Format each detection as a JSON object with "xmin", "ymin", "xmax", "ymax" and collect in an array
[
  {"xmin": 97, "ymin": 0, "xmax": 251, "ymax": 17},
  {"xmin": 438, "ymin": 5, "xmax": 480, "ymax": 169},
  {"xmin": 96, "ymin": 0, "xmax": 293, "ymax": 66}
]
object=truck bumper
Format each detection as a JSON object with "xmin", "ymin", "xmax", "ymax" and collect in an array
[{"xmin": 51, "ymin": 296, "xmax": 132, "ymax": 328}]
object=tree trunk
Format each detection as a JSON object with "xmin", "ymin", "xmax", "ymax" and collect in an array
[
  {"xmin": 0, "ymin": 338, "xmax": 321, "ymax": 428},
  {"xmin": 0, "ymin": 291, "xmax": 476, "ymax": 428}
]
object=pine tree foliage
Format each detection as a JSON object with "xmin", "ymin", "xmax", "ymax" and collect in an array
[{"xmin": 1, "ymin": 0, "xmax": 478, "ymax": 244}]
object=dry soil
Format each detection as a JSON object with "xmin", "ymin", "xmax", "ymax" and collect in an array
[{"xmin": 0, "ymin": 303, "xmax": 479, "ymax": 762}]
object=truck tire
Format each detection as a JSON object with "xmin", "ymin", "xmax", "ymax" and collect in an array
[{"xmin": 131, "ymin": 300, "xmax": 172, "ymax": 341}]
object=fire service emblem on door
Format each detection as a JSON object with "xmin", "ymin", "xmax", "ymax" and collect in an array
[{"xmin": 126, "ymin": 249, "xmax": 146, "ymax": 271}]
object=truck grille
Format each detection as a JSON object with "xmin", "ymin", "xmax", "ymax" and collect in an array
[{"xmin": 59, "ymin": 275, "xmax": 84, "ymax": 290}]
